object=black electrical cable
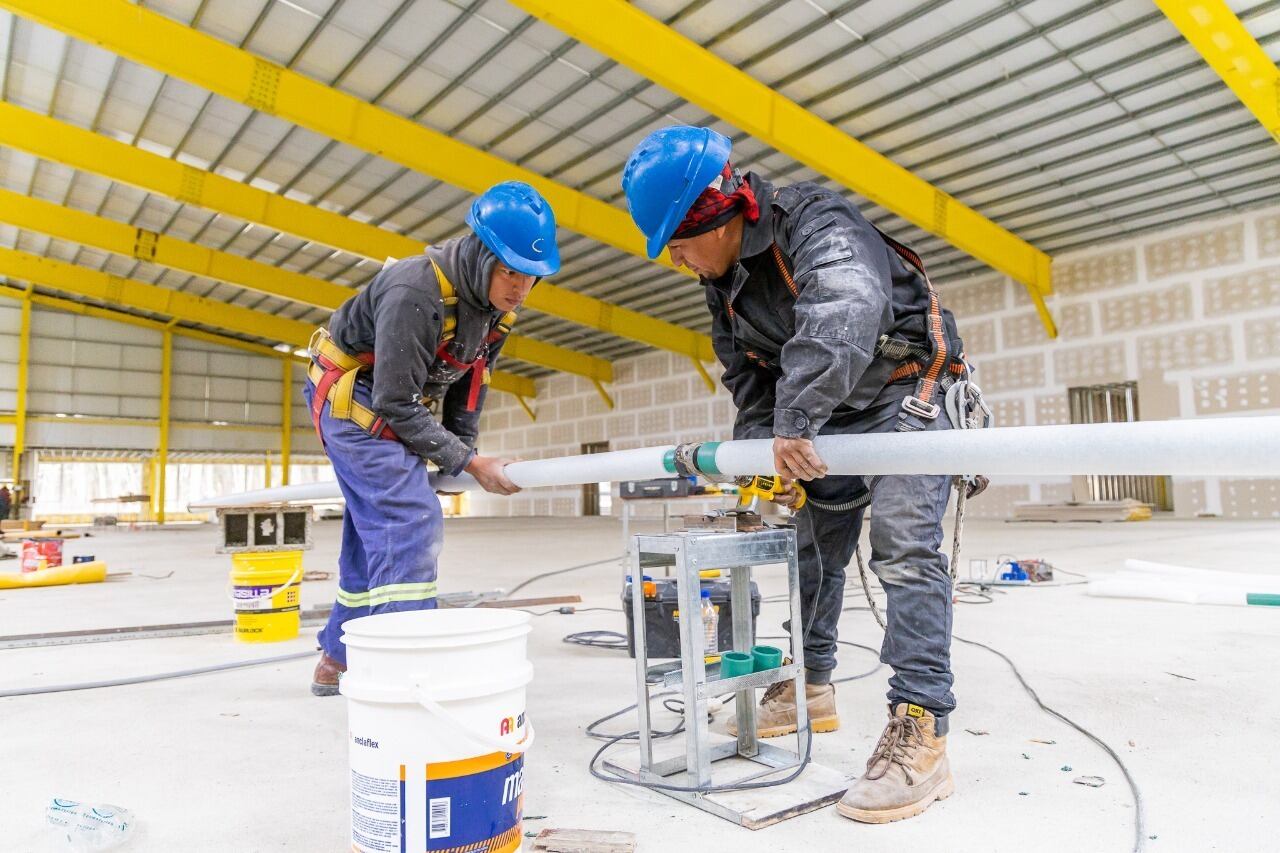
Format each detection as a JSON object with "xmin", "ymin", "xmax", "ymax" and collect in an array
[
  {"xmin": 562, "ymin": 630, "xmax": 629, "ymax": 651},
  {"xmin": 953, "ymin": 635, "xmax": 1146, "ymax": 853},
  {"xmin": 0, "ymin": 651, "xmax": 314, "ymax": 698},
  {"xmin": 503, "ymin": 554, "xmax": 623, "ymax": 599}
]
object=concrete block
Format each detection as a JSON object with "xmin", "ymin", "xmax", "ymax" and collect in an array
[
  {"xmin": 578, "ymin": 417, "xmax": 605, "ymax": 443},
  {"xmin": 552, "ymin": 496, "xmax": 578, "ymax": 516},
  {"xmin": 120, "ymin": 396, "xmax": 161, "ymax": 419},
  {"xmin": 30, "ymin": 310, "xmax": 74, "ymax": 338},
  {"xmin": 584, "ymin": 393, "xmax": 610, "ymax": 415},
  {"xmin": 533, "ymin": 497, "xmax": 552, "ymax": 515},
  {"xmin": 1220, "ymin": 478, "xmax": 1280, "ymax": 519},
  {"xmin": 1000, "ymin": 313, "xmax": 1051, "ymax": 349},
  {"xmin": 1194, "ymin": 369, "xmax": 1279, "ymax": 414},
  {"xmin": 654, "ymin": 379, "xmax": 689, "ymax": 405},
  {"xmin": 549, "ymin": 422, "xmax": 576, "ymax": 445},
  {"xmin": 614, "ymin": 359, "xmax": 637, "ymax": 384},
  {"xmin": 208, "ymin": 401, "xmax": 247, "ymax": 422},
  {"xmin": 1053, "ymin": 247, "xmax": 1138, "ymax": 295},
  {"xmin": 245, "ymin": 402, "xmax": 277, "ymax": 424},
  {"xmin": 635, "ymin": 352, "xmax": 672, "ymax": 382},
  {"xmin": 528, "ymin": 425, "xmax": 549, "ymax": 448},
  {"xmin": 1136, "ymin": 324, "xmax": 1232, "ymax": 371},
  {"xmin": 1259, "ymin": 211, "xmax": 1280, "ymax": 258},
  {"xmin": 30, "ymin": 364, "xmax": 74, "ymax": 393},
  {"xmin": 1144, "ymin": 222, "xmax": 1244, "ymax": 279},
  {"xmin": 503, "ymin": 430, "xmax": 526, "ymax": 451},
  {"xmin": 988, "ymin": 397, "xmax": 1026, "ymax": 427},
  {"xmin": 959, "ymin": 319, "xmax": 996, "ymax": 354},
  {"xmin": 173, "ymin": 349, "xmax": 209, "ymax": 374},
  {"xmin": 1245, "ymin": 316, "xmax": 1280, "ymax": 360},
  {"xmin": 637, "ymin": 409, "xmax": 672, "ymax": 435},
  {"xmin": 1052, "ymin": 342, "xmax": 1128, "ymax": 386},
  {"xmin": 488, "ymin": 410, "xmax": 510, "ymax": 431},
  {"xmin": 1057, "ymin": 303, "xmax": 1094, "ymax": 339},
  {"xmin": 1136, "ymin": 371, "xmax": 1181, "ymax": 421},
  {"xmin": 31, "ymin": 337, "xmax": 75, "ymax": 367},
  {"xmin": 973, "ymin": 353, "xmax": 1045, "ymax": 393},
  {"xmin": 672, "ymin": 401, "xmax": 710, "ymax": 431},
  {"xmin": 1204, "ymin": 265, "xmax": 1280, "ymax": 316},
  {"xmin": 546, "ymin": 374, "xmax": 575, "ymax": 397},
  {"xmin": 171, "ymin": 399, "xmax": 207, "ymax": 421},
  {"xmin": 619, "ymin": 386, "xmax": 653, "ymax": 410},
  {"xmin": 1099, "ymin": 283, "xmax": 1192, "ymax": 333},
  {"xmin": 606, "ymin": 413, "xmax": 637, "ymax": 438},
  {"xmin": 712, "ymin": 398, "xmax": 734, "ymax": 428},
  {"xmin": 1172, "ymin": 479, "xmax": 1207, "ymax": 518},
  {"xmin": 941, "ymin": 276, "xmax": 1006, "ymax": 318},
  {"xmin": 558, "ymin": 397, "xmax": 585, "ymax": 421}
]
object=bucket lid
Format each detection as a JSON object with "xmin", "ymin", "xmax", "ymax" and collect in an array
[{"xmin": 340, "ymin": 608, "xmax": 531, "ymax": 640}]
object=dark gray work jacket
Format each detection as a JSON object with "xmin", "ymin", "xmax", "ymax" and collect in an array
[{"xmin": 704, "ymin": 173, "xmax": 964, "ymax": 440}]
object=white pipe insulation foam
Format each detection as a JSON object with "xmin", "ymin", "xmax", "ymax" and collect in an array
[{"xmin": 190, "ymin": 415, "xmax": 1280, "ymax": 508}]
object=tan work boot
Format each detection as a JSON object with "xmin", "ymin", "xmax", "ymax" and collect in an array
[
  {"xmin": 837, "ymin": 703, "xmax": 954, "ymax": 823},
  {"xmin": 310, "ymin": 652, "xmax": 346, "ymax": 697},
  {"xmin": 725, "ymin": 680, "xmax": 840, "ymax": 738}
]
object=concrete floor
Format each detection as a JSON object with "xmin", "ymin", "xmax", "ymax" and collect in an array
[{"xmin": 1, "ymin": 513, "xmax": 1276, "ymax": 852}]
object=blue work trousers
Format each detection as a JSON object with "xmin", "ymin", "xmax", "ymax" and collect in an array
[
  {"xmin": 304, "ymin": 379, "xmax": 443, "ymax": 666},
  {"xmin": 785, "ymin": 399, "xmax": 957, "ymax": 725}
]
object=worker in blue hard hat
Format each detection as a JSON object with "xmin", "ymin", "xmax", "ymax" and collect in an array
[
  {"xmin": 624, "ymin": 126, "xmax": 982, "ymax": 824},
  {"xmin": 304, "ymin": 180, "xmax": 560, "ymax": 697}
]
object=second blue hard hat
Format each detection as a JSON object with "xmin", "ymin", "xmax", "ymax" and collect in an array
[
  {"xmin": 467, "ymin": 181, "xmax": 561, "ymax": 277},
  {"xmin": 622, "ymin": 126, "xmax": 732, "ymax": 259}
]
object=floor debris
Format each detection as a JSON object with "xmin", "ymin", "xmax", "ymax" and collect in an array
[
  {"xmin": 1030, "ymin": 738, "xmax": 1057, "ymax": 745},
  {"xmin": 531, "ymin": 828, "xmax": 638, "ymax": 853},
  {"xmin": 1166, "ymin": 671, "xmax": 1196, "ymax": 681},
  {"xmin": 965, "ymin": 728, "xmax": 990, "ymax": 736},
  {"xmin": 1074, "ymin": 776, "xmax": 1106, "ymax": 787}
]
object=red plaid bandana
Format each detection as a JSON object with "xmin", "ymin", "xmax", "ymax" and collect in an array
[{"xmin": 671, "ymin": 164, "xmax": 760, "ymax": 240}]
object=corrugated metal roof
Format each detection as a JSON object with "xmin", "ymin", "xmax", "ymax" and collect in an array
[{"xmin": 1, "ymin": 0, "xmax": 1278, "ymax": 378}]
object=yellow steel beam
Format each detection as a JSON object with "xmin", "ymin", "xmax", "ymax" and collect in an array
[
  {"xmin": 0, "ymin": 248, "xmax": 536, "ymax": 400},
  {"xmin": 510, "ymin": 0, "xmax": 1057, "ymax": 334},
  {"xmin": 12, "ymin": 286, "xmax": 32, "ymax": 492},
  {"xmin": 156, "ymin": 328, "xmax": 172, "ymax": 524},
  {"xmin": 1155, "ymin": 0, "xmax": 1280, "ymax": 144},
  {"xmin": 0, "ymin": 102, "xmax": 715, "ymax": 363},
  {"xmin": 281, "ymin": 360, "xmax": 292, "ymax": 486},
  {"xmin": 0, "ymin": 188, "xmax": 607, "ymax": 381}
]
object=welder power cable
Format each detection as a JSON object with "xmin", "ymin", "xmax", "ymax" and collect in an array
[
  {"xmin": 0, "ymin": 651, "xmax": 314, "ymax": 697},
  {"xmin": 503, "ymin": 554, "xmax": 623, "ymax": 599}
]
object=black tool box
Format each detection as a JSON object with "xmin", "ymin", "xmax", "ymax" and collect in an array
[
  {"xmin": 622, "ymin": 576, "xmax": 761, "ymax": 659},
  {"xmin": 620, "ymin": 477, "xmax": 695, "ymax": 499}
]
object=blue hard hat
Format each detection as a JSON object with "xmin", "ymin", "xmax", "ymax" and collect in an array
[
  {"xmin": 466, "ymin": 181, "xmax": 561, "ymax": 277},
  {"xmin": 622, "ymin": 126, "xmax": 732, "ymax": 259}
]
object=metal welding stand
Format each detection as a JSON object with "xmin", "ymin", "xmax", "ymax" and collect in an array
[{"xmin": 605, "ymin": 526, "xmax": 849, "ymax": 828}]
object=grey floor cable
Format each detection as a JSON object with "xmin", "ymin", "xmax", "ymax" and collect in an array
[{"xmin": 0, "ymin": 651, "xmax": 314, "ymax": 698}]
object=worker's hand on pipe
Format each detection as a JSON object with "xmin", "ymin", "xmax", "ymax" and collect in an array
[
  {"xmin": 773, "ymin": 437, "xmax": 827, "ymax": 481},
  {"xmin": 773, "ymin": 478, "xmax": 804, "ymax": 507},
  {"xmin": 465, "ymin": 455, "xmax": 521, "ymax": 495}
]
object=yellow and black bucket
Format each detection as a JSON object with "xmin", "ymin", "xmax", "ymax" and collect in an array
[{"xmin": 229, "ymin": 551, "xmax": 303, "ymax": 643}]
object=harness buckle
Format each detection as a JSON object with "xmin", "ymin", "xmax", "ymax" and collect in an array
[{"xmin": 901, "ymin": 395, "xmax": 941, "ymax": 420}]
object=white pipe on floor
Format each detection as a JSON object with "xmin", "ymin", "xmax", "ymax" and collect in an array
[{"xmin": 191, "ymin": 415, "xmax": 1280, "ymax": 508}]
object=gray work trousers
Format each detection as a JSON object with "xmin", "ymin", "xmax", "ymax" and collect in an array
[{"xmin": 783, "ymin": 400, "xmax": 956, "ymax": 726}]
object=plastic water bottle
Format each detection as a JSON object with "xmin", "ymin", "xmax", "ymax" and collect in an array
[
  {"xmin": 45, "ymin": 799, "xmax": 134, "ymax": 851},
  {"xmin": 701, "ymin": 589, "xmax": 718, "ymax": 653}
]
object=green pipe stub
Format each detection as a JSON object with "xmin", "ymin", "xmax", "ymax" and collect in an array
[
  {"xmin": 1247, "ymin": 593, "xmax": 1280, "ymax": 606},
  {"xmin": 662, "ymin": 449, "xmax": 677, "ymax": 474},
  {"xmin": 695, "ymin": 441, "xmax": 722, "ymax": 475}
]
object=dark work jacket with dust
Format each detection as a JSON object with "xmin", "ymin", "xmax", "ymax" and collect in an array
[
  {"xmin": 705, "ymin": 173, "xmax": 964, "ymax": 440},
  {"xmin": 328, "ymin": 234, "xmax": 509, "ymax": 475}
]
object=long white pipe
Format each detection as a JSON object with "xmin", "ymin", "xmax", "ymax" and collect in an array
[{"xmin": 191, "ymin": 415, "xmax": 1280, "ymax": 508}]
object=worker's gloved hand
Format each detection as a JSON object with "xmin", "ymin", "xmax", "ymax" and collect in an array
[
  {"xmin": 465, "ymin": 454, "xmax": 521, "ymax": 495},
  {"xmin": 773, "ymin": 478, "xmax": 805, "ymax": 508},
  {"xmin": 773, "ymin": 436, "xmax": 827, "ymax": 481}
]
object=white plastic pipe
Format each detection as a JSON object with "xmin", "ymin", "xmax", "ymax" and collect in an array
[
  {"xmin": 1088, "ymin": 577, "xmax": 1280, "ymax": 607},
  {"xmin": 191, "ymin": 415, "xmax": 1280, "ymax": 508},
  {"xmin": 1123, "ymin": 560, "xmax": 1280, "ymax": 587}
]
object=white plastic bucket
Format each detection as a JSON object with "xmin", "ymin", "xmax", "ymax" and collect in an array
[{"xmin": 340, "ymin": 609, "xmax": 534, "ymax": 853}]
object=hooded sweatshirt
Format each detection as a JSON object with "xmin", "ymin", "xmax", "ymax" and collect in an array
[{"xmin": 327, "ymin": 234, "xmax": 509, "ymax": 474}]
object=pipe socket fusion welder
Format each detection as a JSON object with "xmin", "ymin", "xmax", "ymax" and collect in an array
[{"xmin": 734, "ymin": 475, "xmax": 806, "ymax": 510}]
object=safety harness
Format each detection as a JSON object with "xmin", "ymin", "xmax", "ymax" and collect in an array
[
  {"xmin": 726, "ymin": 229, "xmax": 967, "ymax": 433},
  {"xmin": 307, "ymin": 259, "xmax": 516, "ymax": 447}
]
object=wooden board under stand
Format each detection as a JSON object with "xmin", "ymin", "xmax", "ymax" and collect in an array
[
  {"xmin": 531, "ymin": 828, "xmax": 637, "ymax": 853},
  {"xmin": 603, "ymin": 732, "xmax": 851, "ymax": 830}
]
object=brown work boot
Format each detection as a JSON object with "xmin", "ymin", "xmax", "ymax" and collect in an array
[
  {"xmin": 837, "ymin": 703, "xmax": 954, "ymax": 823},
  {"xmin": 310, "ymin": 652, "xmax": 346, "ymax": 697},
  {"xmin": 725, "ymin": 680, "xmax": 840, "ymax": 738}
]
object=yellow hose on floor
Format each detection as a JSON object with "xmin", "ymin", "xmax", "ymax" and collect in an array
[{"xmin": 0, "ymin": 561, "xmax": 107, "ymax": 589}]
